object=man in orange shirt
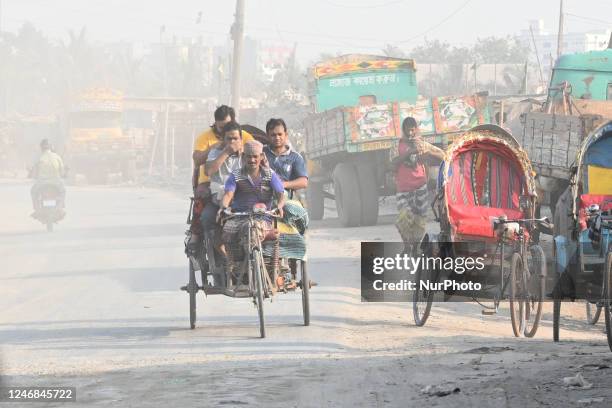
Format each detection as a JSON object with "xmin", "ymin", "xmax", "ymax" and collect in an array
[
  {"xmin": 192, "ymin": 105, "xmax": 254, "ymax": 200},
  {"xmin": 190, "ymin": 106, "xmax": 253, "ymax": 239}
]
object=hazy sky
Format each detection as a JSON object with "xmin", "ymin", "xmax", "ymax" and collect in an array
[{"xmin": 2, "ymin": 0, "xmax": 610, "ymax": 63}]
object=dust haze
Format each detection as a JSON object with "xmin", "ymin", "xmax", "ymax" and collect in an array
[{"xmin": 1, "ymin": 1, "xmax": 612, "ymax": 407}]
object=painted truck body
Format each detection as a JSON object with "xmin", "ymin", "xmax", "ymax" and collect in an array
[{"xmin": 304, "ymin": 54, "xmax": 490, "ymax": 227}]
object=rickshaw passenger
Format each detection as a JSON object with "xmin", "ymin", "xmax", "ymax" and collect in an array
[
  {"xmin": 218, "ymin": 141, "xmax": 285, "ymax": 274},
  {"xmin": 264, "ymin": 118, "xmax": 309, "ymax": 235},
  {"xmin": 392, "ymin": 117, "xmax": 444, "ymax": 249},
  {"xmin": 200, "ymin": 121, "xmax": 243, "ymax": 233},
  {"xmin": 190, "ymin": 105, "xmax": 254, "ymax": 243}
]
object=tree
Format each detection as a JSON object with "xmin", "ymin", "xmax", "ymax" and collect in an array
[
  {"xmin": 409, "ymin": 39, "xmax": 472, "ymax": 64},
  {"xmin": 381, "ymin": 44, "xmax": 406, "ymax": 58},
  {"xmin": 471, "ymin": 36, "xmax": 529, "ymax": 63}
]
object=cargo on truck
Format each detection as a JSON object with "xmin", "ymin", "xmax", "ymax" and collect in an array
[
  {"xmin": 511, "ymin": 45, "xmax": 612, "ymax": 209},
  {"xmin": 304, "ymin": 54, "xmax": 491, "ymax": 227}
]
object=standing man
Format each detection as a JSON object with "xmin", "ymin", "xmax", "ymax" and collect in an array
[{"xmin": 391, "ymin": 117, "xmax": 444, "ymax": 250}]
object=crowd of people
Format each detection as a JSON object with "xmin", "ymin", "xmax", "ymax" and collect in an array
[
  {"xmin": 27, "ymin": 103, "xmax": 443, "ymax": 275},
  {"xmin": 188, "ymin": 103, "xmax": 446, "ymax": 284},
  {"xmin": 188, "ymin": 105, "xmax": 309, "ymax": 286}
]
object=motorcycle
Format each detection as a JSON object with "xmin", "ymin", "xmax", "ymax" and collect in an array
[{"xmin": 32, "ymin": 184, "xmax": 65, "ymax": 232}]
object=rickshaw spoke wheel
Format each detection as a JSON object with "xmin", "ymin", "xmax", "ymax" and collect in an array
[
  {"xmin": 188, "ymin": 259, "xmax": 197, "ymax": 330},
  {"xmin": 300, "ymin": 260, "xmax": 310, "ymax": 326},
  {"xmin": 552, "ymin": 238, "xmax": 561, "ymax": 342},
  {"xmin": 523, "ymin": 245, "xmax": 545, "ymax": 338},
  {"xmin": 253, "ymin": 248, "xmax": 266, "ymax": 339},
  {"xmin": 413, "ymin": 243, "xmax": 434, "ymax": 327},
  {"xmin": 603, "ymin": 252, "xmax": 612, "ymax": 352},
  {"xmin": 509, "ymin": 253, "xmax": 525, "ymax": 337},
  {"xmin": 553, "ymin": 299, "xmax": 561, "ymax": 342}
]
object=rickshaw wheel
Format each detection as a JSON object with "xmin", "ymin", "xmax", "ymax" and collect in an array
[
  {"xmin": 524, "ymin": 245, "xmax": 545, "ymax": 337},
  {"xmin": 188, "ymin": 259, "xmax": 197, "ymax": 330},
  {"xmin": 509, "ymin": 253, "xmax": 525, "ymax": 337},
  {"xmin": 300, "ymin": 260, "xmax": 310, "ymax": 326},
  {"xmin": 553, "ymin": 299, "xmax": 561, "ymax": 342},
  {"xmin": 253, "ymin": 249, "xmax": 266, "ymax": 339},
  {"xmin": 413, "ymin": 242, "xmax": 434, "ymax": 327},
  {"xmin": 603, "ymin": 252, "xmax": 612, "ymax": 352},
  {"xmin": 552, "ymin": 237, "xmax": 560, "ymax": 342},
  {"xmin": 586, "ymin": 302, "xmax": 602, "ymax": 325}
]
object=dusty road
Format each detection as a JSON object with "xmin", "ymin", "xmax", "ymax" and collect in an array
[{"xmin": 1, "ymin": 179, "xmax": 611, "ymax": 407}]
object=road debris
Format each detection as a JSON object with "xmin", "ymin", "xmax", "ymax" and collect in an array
[
  {"xmin": 563, "ymin": 373, "xmax": 593, "ymax": 389},
  {"xmin": 577, "ymin": 397, "xmax": 604, "ymax": 405},
  {"xmin": 420, "ymin": 384, "xmax": 461, "ymax": 397}
]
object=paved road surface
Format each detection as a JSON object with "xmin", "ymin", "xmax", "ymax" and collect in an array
[{"xmin": 1, "ymin": 180, "xmax": 611, "ymax": 407}]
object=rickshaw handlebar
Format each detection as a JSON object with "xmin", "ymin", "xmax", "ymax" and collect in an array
[
  {"xmin": 493, "ymin": 216, "xmax": 553, "ymax": 229},
  {"xmin": 222, "ymin": 208, "xmax": 281, "ymax": 220}
]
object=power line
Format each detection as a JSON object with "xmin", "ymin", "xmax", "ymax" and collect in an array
[
  {"xmin": 565, "ymin": 13, "xmax": 612, "ymax": 26},
  {"xmin": 397, "ymin": 0, "xmax": 473, "ymax": 44}
]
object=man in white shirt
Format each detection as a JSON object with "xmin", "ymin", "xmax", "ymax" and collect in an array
[{"xmin": 201, "ymin": 121, "xmax": 244, "ymax": 232}]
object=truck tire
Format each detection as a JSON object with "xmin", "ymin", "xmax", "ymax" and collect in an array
[
  {"xmin": 356, "ymin": 163, "xmax": 379, "ymax": 226},
  {"xmin": 307, "ymin": 182, "xmax": 325, "ymax": 221},
  {"xmin": 333, "ymin": 163, "xmax": 361, "ymax": 227}
]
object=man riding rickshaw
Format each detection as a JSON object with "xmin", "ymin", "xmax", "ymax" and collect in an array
[{"xmin": 183, "ymin": 117, "xmax": 312, "ymax": 333}]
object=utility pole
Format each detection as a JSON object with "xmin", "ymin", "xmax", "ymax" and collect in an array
[
  {"xmin": 160, "ymin": 25, "xmax": 168, "ymax": 96},
  {"xmin": 230, "ymin": 0, "xmax": 245, "ymax": 117},
  {"xmin": 556, "ymin": 0, "xmax": 564, "ymax": 60}
]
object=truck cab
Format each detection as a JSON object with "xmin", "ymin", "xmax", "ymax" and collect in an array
[{"xmin": 548, "ymin": 48, "xmax": 612, "ymax": 102}]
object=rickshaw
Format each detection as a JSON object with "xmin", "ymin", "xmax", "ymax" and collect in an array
[
  {"xmin": 552, "ymin": 121, "xmax": 612, "ymax": 350},
  {"xmin": 413, "ymin": 125, "xmax": 549, "ymax": 337},
  {"xmin": 182, "ymin": 202, "xmax": 311, "ymax": 338}
]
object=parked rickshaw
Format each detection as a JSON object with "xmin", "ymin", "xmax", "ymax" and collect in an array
[
  {"xmin": 183, "ymin": 203, "xmax": 311, "ymax": 338},
  {"xmin": 413, "ymin": 125, "xmax": 549, "ymax": 337},
  {"xmin": 552, "ymin": 121, "xmax": 612, "ymax": 350}
]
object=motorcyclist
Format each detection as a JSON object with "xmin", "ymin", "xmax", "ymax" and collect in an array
[{"xmin": 30, "ymin": 139, "xmax": 66, "ymax": 213}]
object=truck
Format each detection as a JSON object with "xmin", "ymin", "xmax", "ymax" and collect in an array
[
  {"xmin": 304, "ymin": 54, "xmax": 491, "ymax": 227},
  {"xmin": 512, "ymin": 45, "xmax": 612, "ymax": 209},
  {"xmin": 63, "ymin": 88, "xmax": 139, "ymax": 184}
]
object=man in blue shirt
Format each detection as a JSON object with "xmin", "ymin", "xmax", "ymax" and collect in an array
[
  {"xmin": 264, "ymin": 118, "xmax": 308, "ymax": 192},
  {"xmin": 219, "ymin": 140, "xmax": 285, "ymax": 283},
  {"xmin": 264, "ymin": 118, "xmax": 309, "ymax": 234}
]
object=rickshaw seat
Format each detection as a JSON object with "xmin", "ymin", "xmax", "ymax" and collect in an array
[{"xmin": 449, "ymin": 204, "xmax": 523, "ymax": 238}]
